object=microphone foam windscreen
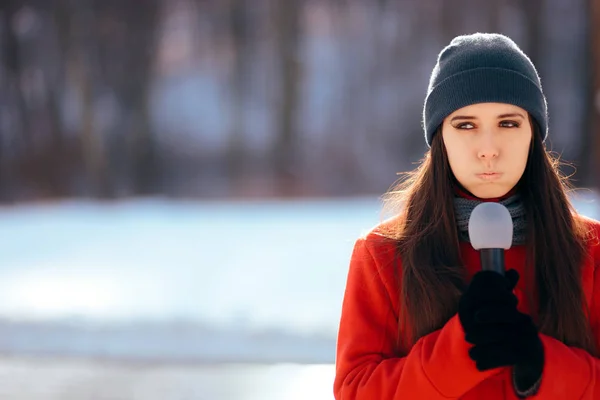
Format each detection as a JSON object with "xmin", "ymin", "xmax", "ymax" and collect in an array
[{"xmin": 468, "ymin": 202, "xmax": 513, "ymax": 250}]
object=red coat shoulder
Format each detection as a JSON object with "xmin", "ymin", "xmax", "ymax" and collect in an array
[{"xmin": 577, "ymin": 214, "xmax": 600, "ymax": 256}]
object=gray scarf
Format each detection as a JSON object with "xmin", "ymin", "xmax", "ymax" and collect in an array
[{"xmin": 453, "ymin": 193, "xmax": 527, "ymax": 245}]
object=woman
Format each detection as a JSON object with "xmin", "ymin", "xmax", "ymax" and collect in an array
[{"xmin": 333, "ymin": 33, "xmax": 600, "ymax": 399}]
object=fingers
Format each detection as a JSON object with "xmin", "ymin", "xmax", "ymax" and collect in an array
[
  {"xmin": 465, "ymin": 328, "xmax": 515, "ymax": 346},
  {"xmin": 459, "ymin": 269, "xmax": 521, "ymax": 339},
  {"xmin": 469, "ymin": 342, "xmax": 519, "ymax": 371},
  {"xmin": 465, "ymin": 321, "xmax": 519, "ymax": 345},
  {"xmin": 467, "ymin": 270, "xmax": 519, "ymax": 300},
  {"xmin": 505, "ymin": 269, "xmax": 520, "ymax": 290},
  {"xmin": 465, "ymin": 304, "xmax": 526, "ymax": 345},
  {"xmin": 474, "ymin": 304, "xmax": 520, "ymax": 325},
  {"xmin": 460, "ymin": 289, "xmax": 518, "ymax": 317}
]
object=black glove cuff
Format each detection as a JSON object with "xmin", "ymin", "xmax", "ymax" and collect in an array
[{"xmin": 512, "ymin": 367, "xmax": 542, "ymax": 398}]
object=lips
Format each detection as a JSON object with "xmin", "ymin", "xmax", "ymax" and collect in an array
[{"xmin": 476, "ymin": 172, "xmax": 503, "ymax": 180}]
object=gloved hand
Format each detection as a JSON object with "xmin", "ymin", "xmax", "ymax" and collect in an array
[
  {"xmin": 458, "ymin": 269, "xmax": 520, "ymax": 339},
  {"xmin": 458, "ymin": 269, "xmax": 544, "ymax": 392}
]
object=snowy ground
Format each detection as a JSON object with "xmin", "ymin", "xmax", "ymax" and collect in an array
[
  {"xmin": 0, "ymin": 356, "xmax": 335, "ymax": 400},
  {"xmin": 0, "ymin": 192, "xmax": 597, "ymax": 399},
  {"xmin": 0, "ymin": 196, "xmax": 385, "ymax": 364}
]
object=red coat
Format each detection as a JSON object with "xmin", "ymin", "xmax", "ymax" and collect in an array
[{"xmin": 334, "ymin": 213, "xmax": 600, "ymax": 399}]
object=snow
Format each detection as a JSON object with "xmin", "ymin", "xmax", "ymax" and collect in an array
[
  {"xmin": 0, "ymin": 193, "xmax": 597, "ymax": 364},
  {"xmin": 0, "ymin": 197, "xmax": 381, "ymax": 363}
]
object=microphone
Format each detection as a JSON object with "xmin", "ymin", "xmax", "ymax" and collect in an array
[
  {"xmin": 468, "ymin": 203, "xmax": 538, "ymax": 392},
  {"xmin": 468, "ymin": 202, "xmax": 513, "ymax": 276}
]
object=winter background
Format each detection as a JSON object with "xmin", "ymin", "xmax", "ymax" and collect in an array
[{"xmin": 1, "ymin": 0, "xmax": 600, "ymax": 399}]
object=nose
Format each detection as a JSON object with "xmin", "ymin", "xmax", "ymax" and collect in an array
[{"xmin": 477, "ymin": 130, "xmax": 499, "ymax": 160}]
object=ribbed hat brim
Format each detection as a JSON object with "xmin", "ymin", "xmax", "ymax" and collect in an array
[{"xmin": 423, "ymin": 67, "xmax": 548, "ymax": 146}]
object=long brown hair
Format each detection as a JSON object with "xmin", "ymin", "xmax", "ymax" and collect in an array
[{"xmin": 382, "ymin": 120, "xmax": 597, "ymax": 355}]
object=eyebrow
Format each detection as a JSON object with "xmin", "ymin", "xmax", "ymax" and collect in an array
[{"xmin": 450, "ymin": 112, "xmax": 526, "ymax": 122}]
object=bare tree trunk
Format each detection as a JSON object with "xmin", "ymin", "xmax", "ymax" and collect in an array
[
  {"xmin": 521, "ymin": 0, "xmax": 542, "ymax": 67},
  {"xmin": 91, "ymin": 0, "xmax": 161, "ymax": 196},
  {"xmin": 226, "ymin": 0, "xmax": 250, "ymax": 184},
  {"xmin": 123, "ymin": 2, "xmax": 161, "ymax": 196},
  {"xmin": 487, "ymin": 0, "xmax": 501, "ymax": 33},
  {"xmin": 589, "ymin": 0, "xmax": 600, "ymax": 190},
  {"xmin": 1, "ymin": 0, "xmax": 31, "ymax": 153},
  {"xmin": 439, "ymin": 0, "xmax": 462, "ymax": 39},
  {"xmin": 0, "ymin": 3, "xmax": 19, "ymax": 201},
  {"xmin": 67, "ymin": 0, "xmax": 113, "ymax": 198},
  {"xmin": 0, "ymin": 0, "xmax": 74, "ymax": 200},
  {"xmin": 272, "ymin": 0, "xmax": 302, "ymax": 196}
]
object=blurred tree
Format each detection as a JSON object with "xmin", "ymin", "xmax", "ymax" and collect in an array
[
  {"xmin": 521, "ymin": 0, "xmax": 542, "ymax": 73},
  {"xmin": 0, "ymin": 0, "xmax": 74, "ymax": 200},
  {"xmin": 588, "ymin": 0, "xmax": 600, "ymax": 190},
  {"xmin": 91, "ymin": 0, "xmax": 161, "ymax": 196},
  {"xmin": 66, "ymin": 0, "xmax": 111, "ymax": 198},
  {"xmin": 0, "ymin": 1, "xmax": 25, "ymax": 201},
  {"xmin": 67, "ymin": 0, "xmax": 161, "ymax": 197},
  {"xmin": 0, "ymin": 1, "xmax": 30, "ymax": 149},
  {"xmin": 439, "ymin": 0, "xmax": 462, "ymax": 37},
  {"xmin": 226, "ymin": 0, "xmax": 251, "ymax": 182},
  {"xmin": 272, "ymin": 0, "xmax": 302, "ymax": 195}
]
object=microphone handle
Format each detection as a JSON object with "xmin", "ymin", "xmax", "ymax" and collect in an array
[{"xmin": 479, "ymin": 248, "xmax": 505, "ymax": 276}]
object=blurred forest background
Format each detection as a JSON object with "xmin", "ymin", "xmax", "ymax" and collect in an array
[{"xmin": 1, "ymin": 0, "xmax": 600, "ymax": 203}]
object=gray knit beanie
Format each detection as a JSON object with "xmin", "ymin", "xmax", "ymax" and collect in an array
[{"xmin": 422, "ymin": 33, "xmax": 548, "ymax": 147}]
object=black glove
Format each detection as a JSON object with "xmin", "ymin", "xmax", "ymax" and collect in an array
[
  {"xmin": 468, "ymin": 307, "xmax": 544, "ymax": 393},
  {"xmin": 458, "ymin": 269, "xmax": 520, "ymax": 344},
  {"xmin": 458, "ymin": 269, "xmax": 544, "ymax": 390}
]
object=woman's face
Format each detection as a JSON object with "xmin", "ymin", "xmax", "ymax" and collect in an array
[{"xmin": 442, "ymin": 102, "xmax": 533, "ymax": 199}]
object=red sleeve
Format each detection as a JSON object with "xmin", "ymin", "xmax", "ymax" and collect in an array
[
  {"xmin": 333, "ymin": 237, "xmax": 501, "ymax": 399},
  {"xmin": 528, "ymin": 334, "xmax": 596, "ymax": 398},
  {"xmin": 527, "ymin": 224, "xmax": 600, "ymax": 399}
]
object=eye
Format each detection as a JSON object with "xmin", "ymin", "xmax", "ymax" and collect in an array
[
  {"xmin": 500, "ymin": 120, "xmax": 520, "ymax": 128},
  {"xmin": 455, "ymin": 122, "xmax": 475, "ymax": 129}
]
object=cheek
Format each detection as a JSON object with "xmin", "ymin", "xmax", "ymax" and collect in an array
[
  {"xmin": 445, "ymin": 149, "xmax": 472, "ymax": 186},
  {"xmin": 442, "ymin": 130, "xmax": 478, "ymax": 180},
  {"xmin": 510, "ymin": 139, "xmax": 531, "ymax": 168},
  {"xmin": 444, "ymin": 140, "xmax": 470, "ymax": 172}
]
